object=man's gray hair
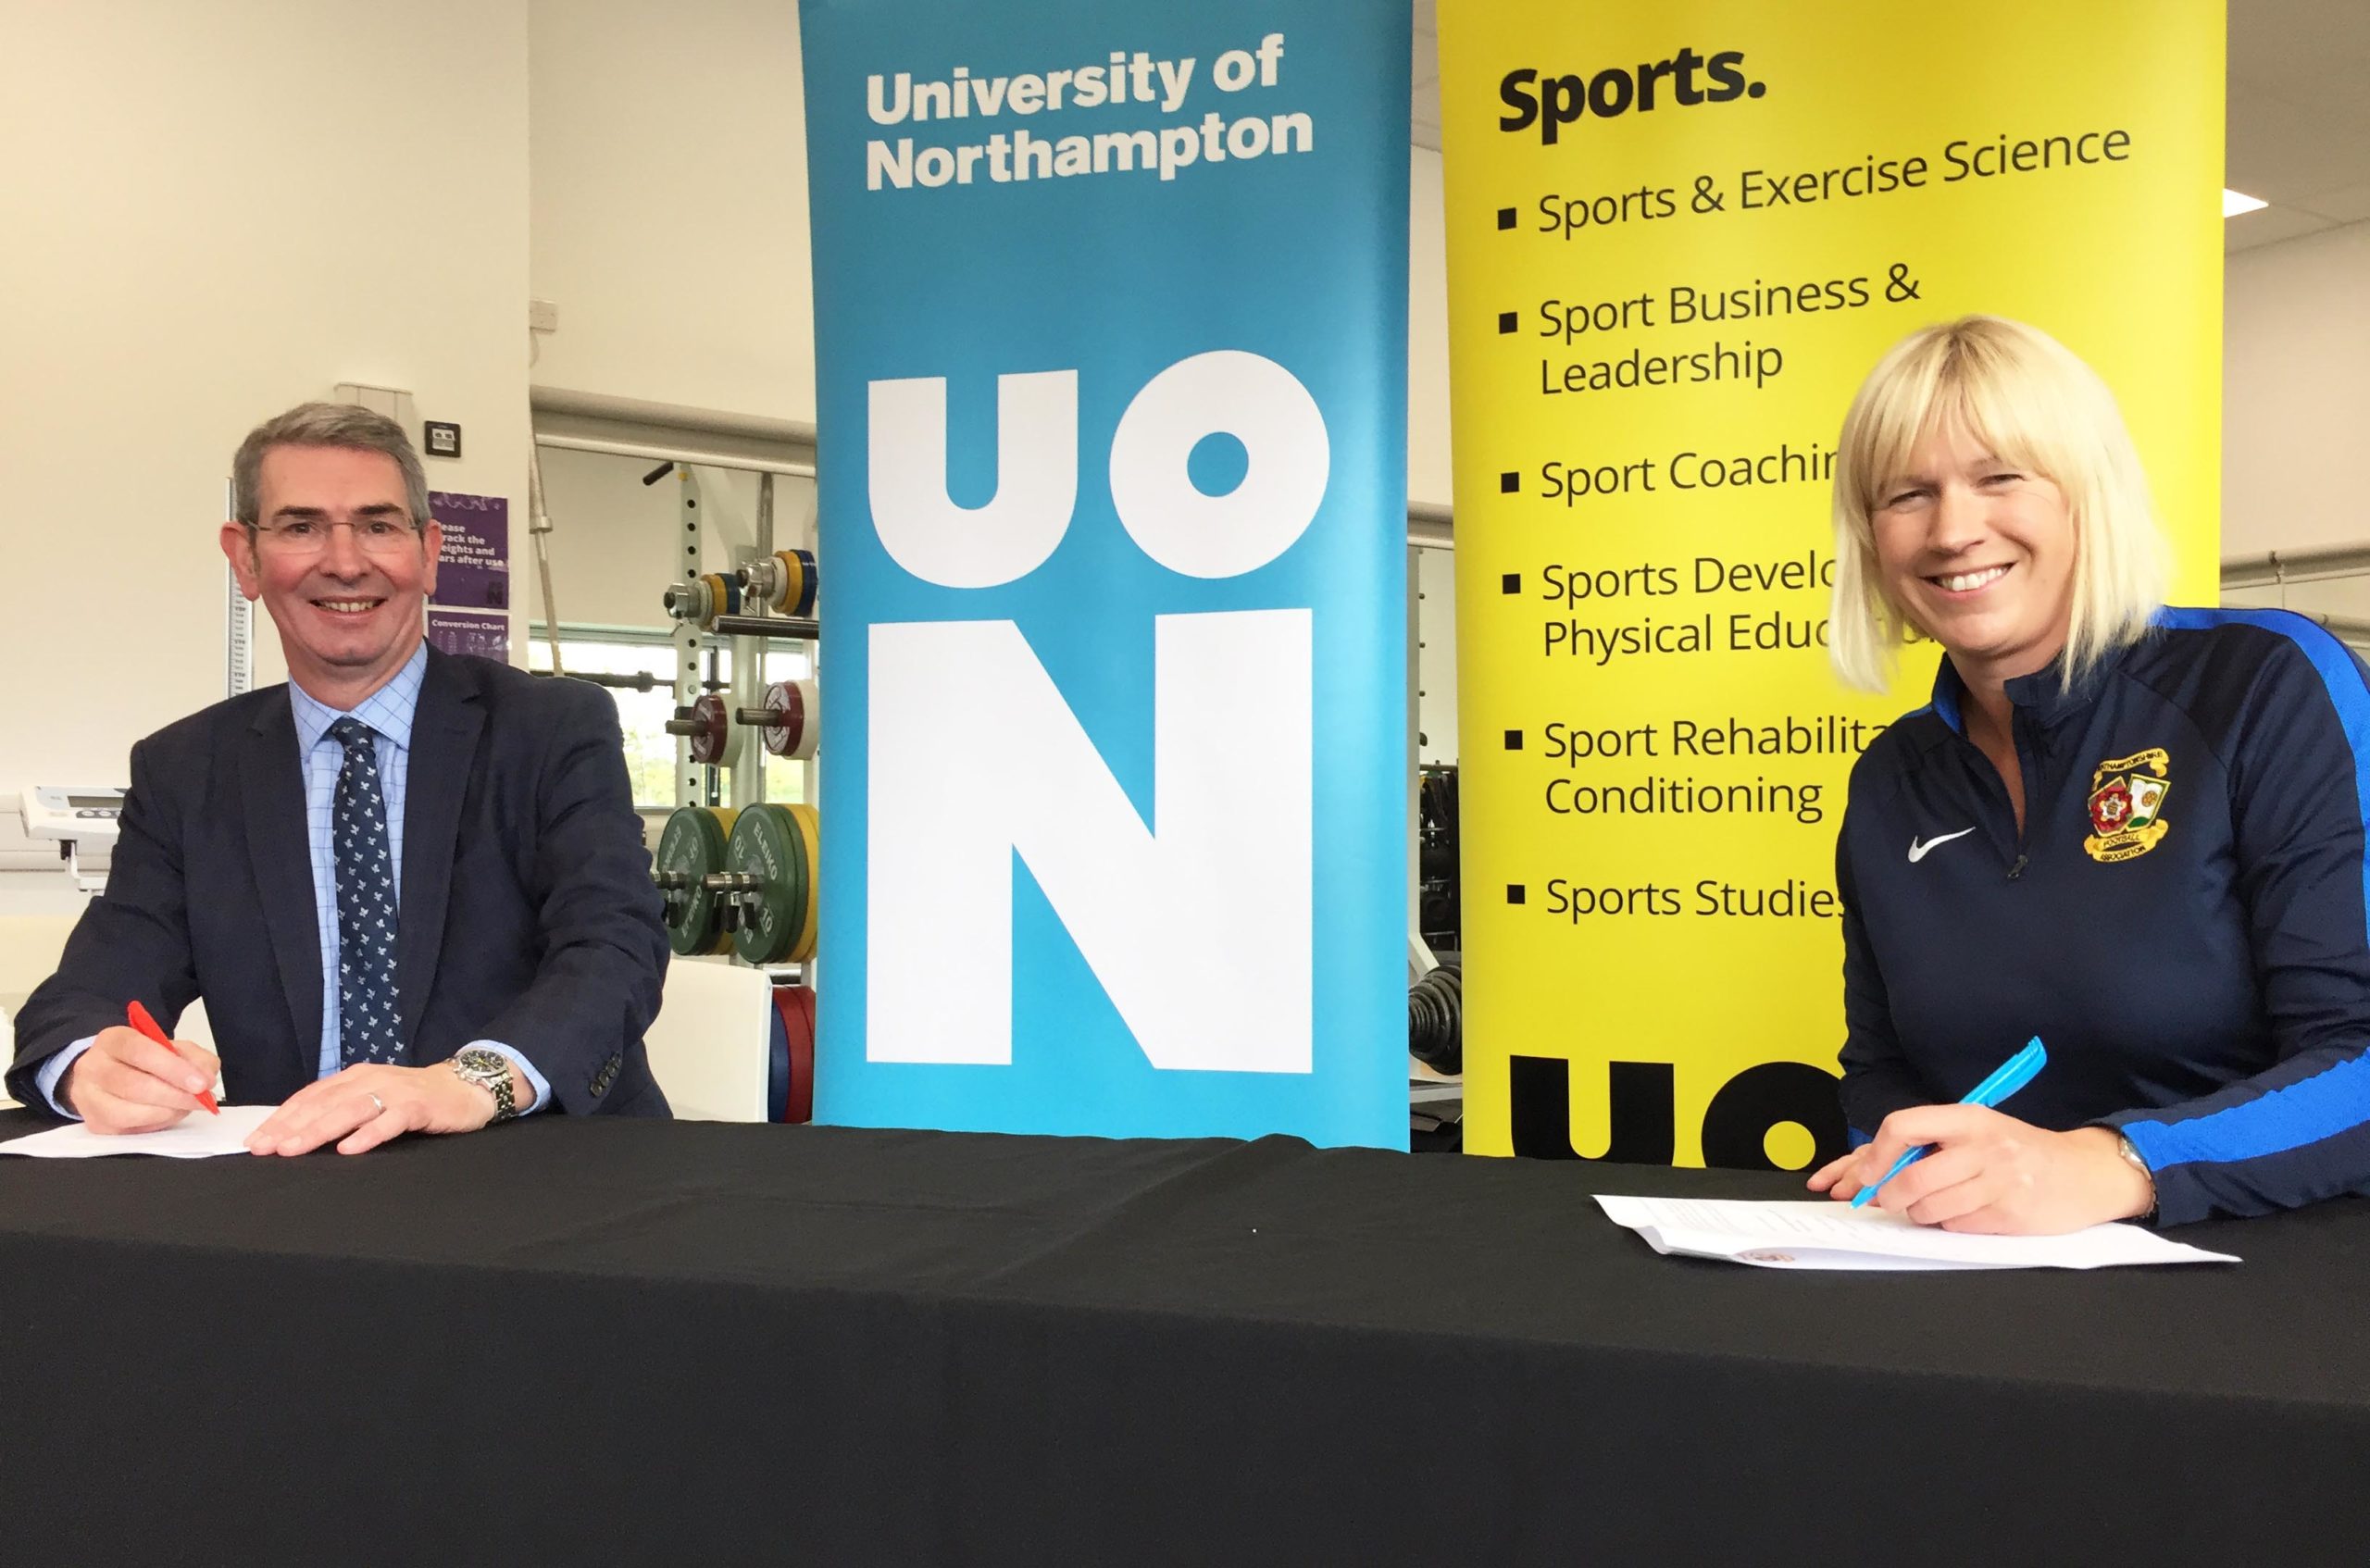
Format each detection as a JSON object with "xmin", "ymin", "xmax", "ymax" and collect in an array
[{"xmin": 231, "ymin": 402, "xmax": 432, "ymax": 529}]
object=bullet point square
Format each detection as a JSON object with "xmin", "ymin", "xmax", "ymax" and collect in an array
[
  {"xmin": 1501, "ymin": 573, "xmax": 1521, "ymax": 594},
  {"xmin": 1495, "ymin": 206, "xmax": 1517, "ymax": 230},
  {"xmin": 1506, "ymin": 884, "xmax": 1527, "ymax": 905},
  {"xmin": 1503, "ymin": 729, "xmax": 1523, "ymax": 750},
  {"xmin": 1499, "ymin": 471, "xmax": 1519, "ymax": 493},
  {"xmin": 1497, "ymin": 310, "xmax": 1517, "ymax": 334}
]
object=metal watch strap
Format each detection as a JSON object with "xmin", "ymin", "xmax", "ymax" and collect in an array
[
  {"xmin": 453, "ymin": 1049, "xmax": 518, "ymax": 1122},
  {"xmin": 2114, "ymin": 1131, "xmax": 2158, "ymax": 1223}
]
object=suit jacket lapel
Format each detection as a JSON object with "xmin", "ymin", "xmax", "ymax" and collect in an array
[
  {"xmin": 398, "ymin": 649, "xmax": 483, "ymax": 1053},
  {"xmin": 243, "ymin": 700, "xmax": 321, "ymax": 1079}
]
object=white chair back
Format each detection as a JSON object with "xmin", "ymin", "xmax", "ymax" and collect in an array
[{"xmin": 642, "ymin": 955, "xmax": 777, "ymax": 1122}]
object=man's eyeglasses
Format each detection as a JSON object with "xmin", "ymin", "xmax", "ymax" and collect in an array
[{"xmin": 249, "ymin": 516, "xmax": 423, "ymax": 556}]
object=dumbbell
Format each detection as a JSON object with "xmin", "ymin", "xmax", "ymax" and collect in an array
[{"xmin": 734, "ymin": 679, "xmax": 819, "ymax": 760}]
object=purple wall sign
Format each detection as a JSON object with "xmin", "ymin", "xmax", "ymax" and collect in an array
[
  {"xmin": 428, "ymin": 491, "xmax": 510, "ymax": 660},
  {"xmin": 426, "ymin": 609, "xmax": 510, "ymax": 662}
]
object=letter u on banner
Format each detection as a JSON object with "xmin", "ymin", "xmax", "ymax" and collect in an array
[{"xmin": 870, "ymin": 372, "xmax": 1079, "ymax": 588}]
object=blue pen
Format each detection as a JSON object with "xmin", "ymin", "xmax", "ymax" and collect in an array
[{"xmin": 1851, "ymin": 1037, "xmax": 2049, "ymax": 1209}]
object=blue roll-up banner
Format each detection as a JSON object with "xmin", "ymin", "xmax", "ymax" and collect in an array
[{"xmin": 799, "ymin": 0, "xmax": 1411, "ymax": 1147}]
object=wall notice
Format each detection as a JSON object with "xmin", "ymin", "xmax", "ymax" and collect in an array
[{"xmin": 428, "ymin": 491, "xmax": 510, "ymax": 662}]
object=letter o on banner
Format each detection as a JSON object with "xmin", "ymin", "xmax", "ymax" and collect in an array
[
  {"xmin": 1698, "ymin": 1060, "xmax": 1850, "ymax": 1171},
  {"xmin": 1108, "ymin": 350, "xmax": 1328, "ymax": 579}
]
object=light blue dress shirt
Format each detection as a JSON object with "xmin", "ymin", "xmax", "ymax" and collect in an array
[{"xmin": 39, "ymin": 643, "xmax": 551, "ymax": 1116}]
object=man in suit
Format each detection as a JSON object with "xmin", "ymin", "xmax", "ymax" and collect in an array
[{"xmin": 6, "ymin": 403, "xmax": 670, "ymax": 1151}]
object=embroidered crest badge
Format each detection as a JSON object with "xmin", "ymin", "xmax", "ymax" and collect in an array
[{"xmin": 2084, "ymin": 747, "xmax": 2172, "ymax": 863}]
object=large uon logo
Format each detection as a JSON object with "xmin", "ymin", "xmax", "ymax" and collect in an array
[{"xmin": 866, "ymin": 350, "xmax": 1328, "ymax": 1074}]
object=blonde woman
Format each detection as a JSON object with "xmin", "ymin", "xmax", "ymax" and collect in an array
[{"xmin": 1806, "ymin": 315, "xmax": 2370, "ymax": 1231}]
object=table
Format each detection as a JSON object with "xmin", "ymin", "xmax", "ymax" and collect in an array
[{"xmin": 2, "ymin": 1107, "xmax": 2364, "ymax": 1566}]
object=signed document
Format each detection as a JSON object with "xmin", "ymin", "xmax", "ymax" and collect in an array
[
  {"xmin": 1593, "ymin": 1195, "xmax": 2239, "ymax": 1271},
  {"xmin": 0, "ymin": 1104, "xmax": 277, "ymax": 1160}
]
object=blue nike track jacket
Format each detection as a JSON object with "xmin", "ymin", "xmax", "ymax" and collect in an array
[{"xmin": 1838, "ymin": 607, "xmax": 2370, "ymax": 1226}]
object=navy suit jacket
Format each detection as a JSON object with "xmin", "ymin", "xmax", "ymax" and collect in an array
[{"xmin": 7, "ymin": 648, "xmax": 671, "ymax": 1116}]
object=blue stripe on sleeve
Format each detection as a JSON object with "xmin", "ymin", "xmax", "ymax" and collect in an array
[
  {"xmin": 2124, "ymin": 1053, "xmax": 2370, "ymax": 1171},
  {"xmin": 2153, "ymin": 606, "xmax": 2370, "ymax": 929},
  {"xmin": 2134, "ymin": 607, "xmax": 2370, "ymax": 1166}
]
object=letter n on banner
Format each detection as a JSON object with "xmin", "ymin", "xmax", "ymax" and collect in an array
[
  {"xmin": 799, "ymin": 0, "xmax": 1413, "ymax": 1146},
  {"xmin": 1437, "ymin": 1, "xmax": 2222, "ymax": 1166}
]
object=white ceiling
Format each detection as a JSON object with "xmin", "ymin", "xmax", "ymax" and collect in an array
[{"xmin": 1408, "ymin": 0, "xmax": 2370, "ymax": 254}]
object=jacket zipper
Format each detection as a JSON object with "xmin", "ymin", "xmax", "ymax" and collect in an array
[{"xmin": 2005, "ymin": 707, "xmax": 2040, "ymax": 881}]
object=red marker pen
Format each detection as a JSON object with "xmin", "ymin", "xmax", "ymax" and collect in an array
[{"xmin": 126, "ymin": 1000, "xmax": 218, "ymax": 1115}]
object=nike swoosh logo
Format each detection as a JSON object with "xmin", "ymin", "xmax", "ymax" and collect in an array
[{"xmin": 1907, "ymin": 828, "xmax": 1977, "ymax": 863}]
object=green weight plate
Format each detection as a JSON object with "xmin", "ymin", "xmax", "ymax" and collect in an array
[
  {"xmin": 655, "ymin": 805, "xmax": 735, "ymax": 956},
  {"xmin": 770, "ymin": 802, "xmax": 809, "ymax": 968},
  {"xmin": 727, "ymin": 803, "xmax": 805, "ymax": 965}
]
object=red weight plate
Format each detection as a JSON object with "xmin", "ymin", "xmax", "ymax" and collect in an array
[
  {"xmin": 789, "ymin": 998, "xmax": 815, "ymax": 1124},
  {"xmin": 773, "ymin": 984, "xmax": 817, "ymax": 1124},
  {"xmin": 686, "ymin": 692, "xmax": 730, "ymax": 764},
  {"xmin": 761, "ymin": 678, "xmax": 806, "ymax": 759}
]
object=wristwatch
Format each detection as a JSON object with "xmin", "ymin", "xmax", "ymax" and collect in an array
[
  {"xmin": 2112, "ymin": 1131, "xmax": 2159, "ymax": 1223},
  {"xmin": 450, "ymin": 1047, "xmax": 519, "ymax": 1122}
]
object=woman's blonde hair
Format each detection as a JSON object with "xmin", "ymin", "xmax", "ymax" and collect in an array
[{"xmin": 1827, "ymin": 315, "xmax": 2167, "ymax": 693}]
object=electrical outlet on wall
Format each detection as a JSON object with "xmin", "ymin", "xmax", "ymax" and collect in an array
[{"xmin": 528, "ymin": 299, "xmax": 558, "ymax": 333}]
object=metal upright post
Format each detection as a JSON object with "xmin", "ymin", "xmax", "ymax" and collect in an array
[
  {"xmin": 798, "ymin": 482, "xmax": 820, "ymax": 814},
  {"xmin": 1407, "ymin": 543, "xmax": 1425, "ymax": 968},
  {"xmin": 225, "ymin": 479, "xmax": 253, "ymax": 698},
  {"xmin": 799, "ymin": 480, "xmax": 820, "ymax": 993},
  {"xmin": 674, "ymin": 468, "xmax": 704, "ymax": 809},
  {"xmin": 729, "ymin": 474, "xmax": 774, "ymax": 811}
]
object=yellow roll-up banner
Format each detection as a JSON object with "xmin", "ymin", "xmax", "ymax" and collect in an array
[{"xmin": 1438, "ymin": 2, "xmax": 2224, "ymax": 1164}]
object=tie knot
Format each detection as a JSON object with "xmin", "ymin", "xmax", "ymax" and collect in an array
[{"xmin": 329, "ymin": 716, "xmax": 375, "ymax": 755}]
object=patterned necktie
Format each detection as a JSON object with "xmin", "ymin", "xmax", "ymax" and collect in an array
[{"xmin": 329, "ymin": 716, "xmax": 401, "ymax": 1065}]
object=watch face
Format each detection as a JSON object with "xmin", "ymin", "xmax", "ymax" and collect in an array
[{"xmin": 453, "ymin": 1050, "xmax": 515, "ymax": 1117}]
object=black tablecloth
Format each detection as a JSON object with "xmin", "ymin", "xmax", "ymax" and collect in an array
[{"xmin": 1, "ymin": 1106, "xmax": 2364, "ymax": 1567}]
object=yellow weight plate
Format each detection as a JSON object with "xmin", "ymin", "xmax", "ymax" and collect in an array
[
  {"xmin": 792, "ymin": 548, "xmax": 818, "ymax": 616},
  {"xmin": 788, "ymin": 803, "xmax": 820, "ymax": 963},
  {"xmin": 786, "ymin": 549, "xmax": 815, "ymax": 616}
]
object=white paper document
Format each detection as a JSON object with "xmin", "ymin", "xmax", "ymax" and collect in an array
[
  {"xmin": 1593, "ymin": 1195, "xmax": 2239, "ymax": 1271},
  {"xmin": 0, "ymin": 1104, "xmax": 276, "ymax": 1160}
]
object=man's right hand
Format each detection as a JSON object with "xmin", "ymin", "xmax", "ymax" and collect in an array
[{"xmin": 60, "ymin": 1026, "xmax": 221, "ymax": 1133}]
